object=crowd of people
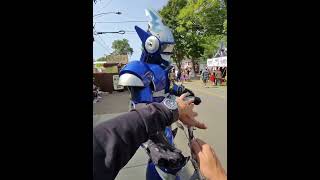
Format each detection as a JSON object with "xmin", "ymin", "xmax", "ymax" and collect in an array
[
  {"xmin": 170, "ymin": 67, "xmax": 194, "ymax": 84},
  {"xmin": 170, "ymin": 66, "xmax": 227, "ymax": 88},
  {"xmin": 201, "ymin": 67, "xmax": 227, "ymax": 87}
]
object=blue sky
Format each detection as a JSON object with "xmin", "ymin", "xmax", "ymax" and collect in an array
[{"xmin": 93, "ymin": 0, "xmax": 168, "ymax": 61}]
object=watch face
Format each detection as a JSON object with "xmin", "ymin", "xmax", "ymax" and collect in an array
[{"xmin": 163, "ymin": 98, "xmax": 177, "ymax": 110}]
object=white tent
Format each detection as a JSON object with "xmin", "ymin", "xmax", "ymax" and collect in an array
[
  {"xmin": 207, "ymin": 56, "xmax": 227, "ymax": 67},
  {"xmin": 207, "ymin": 42, "xmax": 227, "ymax": 67}
]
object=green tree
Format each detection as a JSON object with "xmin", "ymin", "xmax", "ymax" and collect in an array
[
  {"xmin": 111, "ymin": 39, "xmax": 133, "ymax": 56},
  {"xmin": 223, "ymin": 19, "xmax": 227, "ymax": 35},
  {"xmin": 160, "ymin": 0, "xmax": 227, "ymax": 71},
  {"xmin": 202, "ymin": 34, "xmax": 226, "ymax": 59},
  {"xmin": 178, "ymin": 0, "xmax": 226, "ymax": 60},
  {"xmin": 159, "ymin": 0, "xmax": 188, "ymax": 70}
]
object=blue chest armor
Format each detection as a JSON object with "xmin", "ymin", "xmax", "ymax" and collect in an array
[{"xmin": 119, "ymin": 60, "xmax": 170, "ymax": 104}]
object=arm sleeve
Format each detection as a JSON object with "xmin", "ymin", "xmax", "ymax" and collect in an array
[{"xmin": 93, "ymin": 102, "xmax": 179, "ymax": 180}]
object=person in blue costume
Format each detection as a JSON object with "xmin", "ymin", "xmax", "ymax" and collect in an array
[{"xmin": 118, "ymin": 9, "xmax": 200, "ymax": 180}]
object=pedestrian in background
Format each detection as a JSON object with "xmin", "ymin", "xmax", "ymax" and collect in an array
[
  {"xmin": 188, "ymin": 68, "xmax": 193, "ymax": 81},
  {"xmin": 221, "ymin": 67, "xmax": 227, "ymax": 85},
  {"xmin": 175, "ymin": 68, "xmax": 178, "ymax": 81},
  {"xmin": 180, "ymin": 70, "xmax": 185, "ymax": 84},
  {"xmin": 225, "ymin": 70, "xmax": 227, "ymax": 86},
  {"xmin": 169, "ymin": 68, "xmax": 175, "ymax": 82},
  {"xmin": 177, "ymin": 69, "xmax": 181, "ymax": 82},
  {"xmin": 210, "ymin": 71, "xmax": 216, "ymax": 86},
  {"xmin": 185, "ymin": 69, "xmax": 189, "ymax": 82},
  {"xmin": 186, "ymin": 68, "xmax": 190, "ymax": 78},
  {"xmin": 216, "ymin": 67, "xmax": 222, "ymax": 86},
  {"xmin": 201, "ymin": 67, "xmax": 209, "ymax": 87},
  {"xmin": 213, "ymin": 67, "xmax": 217, "ymax": 85}
]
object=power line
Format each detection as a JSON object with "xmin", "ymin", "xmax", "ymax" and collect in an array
[
  {"xmin": 123, "ymin": 33, "xmax": 137, "ymax": 35},
  {"xmin": 97, "ymin": 35, "xmax": 111, "ymax": 54},
  {"xmin": 97, "ymin": 34, "xmax": 108, "ymax": 46},
  {"xmin": 95, "ymin": 38, "xmax": 109, "ymax": 53},
  {"xmin": 93, "ymin": 20, "xmax": 148, "ymax": 24},
  {"xmin": 95, "ymin": 0, "xmax": 113, "ymax": 14},
  {"xmin": 97, "ymin": 30, "xmax": 125, "ymax": 34},
  {"xmin": 94, "ymin": 11, "xmax": 121, "ymax": 18},
  {"xmin": 120, "ymin": 13, "xmax": 147, "ymax": 21},
  {"xmin": 94, "ymin": 27, "xmax": 111, "ymax": 54},
  {"xmin": 97, "ymin": 35, "xmax": 109, "ymax": 48}
]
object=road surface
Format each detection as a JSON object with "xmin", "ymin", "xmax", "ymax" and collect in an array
[{"xmin": 93, "ymin": 80, "xmax": 227, "ymax": 179}]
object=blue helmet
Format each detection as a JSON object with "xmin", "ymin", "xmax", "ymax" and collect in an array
[{"xmin": 135, "ymin": 9, "xmax": 175, "ymax": 63}]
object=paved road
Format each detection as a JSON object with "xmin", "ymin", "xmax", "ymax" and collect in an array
[
  {"xmin": 93, "ymin": 80, "xmax": 227, "ymax": 179},
  {"xmin": 93, "ymin": 91, "xmax": 130, "ymax": 115},
  {"xmin": 177, "ymin": 81, "xmax": 227, "ymax": 178}
]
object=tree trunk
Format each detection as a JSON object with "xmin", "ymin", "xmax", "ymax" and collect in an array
[
  {"xmin": 177, "ymin": 61, "xmax": 181, "ymax": 71},
  {"xmin": 174, "ymin": 53, "xmax": 183, "ymax": 71},
  {"xmin": 191, "ymin": 58, "xmax": 197, "ymax": 78}
]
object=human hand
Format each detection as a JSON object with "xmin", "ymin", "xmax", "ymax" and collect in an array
[
  {"xmin": 176, "ymin": 93, "xmax": 207, "ymax": 129},
  {"xmin": 191, "ymin": 138, "xmax": 227, "ymax": 180}
]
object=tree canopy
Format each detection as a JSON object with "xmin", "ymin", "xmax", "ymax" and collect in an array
[
  {"xmin": 159, "ymin": 0, "xmax": 227, "ymax": 69},
  {"xmin": 96, "ymin": 57, "xmax": 106, "ymax": 62},
  {"xmin": 111, "ymin": 39, "xmax": 133, "ymax": 56}
]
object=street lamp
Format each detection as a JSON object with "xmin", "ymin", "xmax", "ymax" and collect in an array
[{"xmin": 93, "ymin": 11, "xmax": 122, "ymax": 17}]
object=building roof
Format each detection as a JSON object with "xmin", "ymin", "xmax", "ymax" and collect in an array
[{"xmin": 105, "ymin": 55, "xmax": 128, "ymax": 64}]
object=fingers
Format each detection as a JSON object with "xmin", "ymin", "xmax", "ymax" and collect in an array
[
  {"xmin": 193, "ymin": 112, "xmax": 198, "ymax": 117},
  {"xmin": 187, "ymin": 98, "xmax": 194, "ymax": 105},
  {"xmin": 195, "ymin": 138, "xmax": 206, "ymax": 146},
  {"xmin": 196, "ymin": 122, "xmax": 208, "ymax": 129},
  {"xmin": 178, "ymin": 93, "xmax": 189, "ymax": 101},
  {"xmin": 192, "ymin": 138, "xmax": 213, "ymax": 154},
  {"xmin": 194, "ymin": 138, "xmax": 214, "ymax": 157},
  {"xmin": 193, "ymin": 119, "xmax": 207, "ymax": 129},
  {"xmin": 190, "ymin": 103, "xmax": 194, "ymax": 109},
  {"xmin": 194, "ymin": 138, "xmax": 206, "ymax": 147}
]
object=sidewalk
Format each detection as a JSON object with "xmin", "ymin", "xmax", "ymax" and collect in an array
[
  {"xmin": 186, "ymin": 78, "xmax": 227, "ymax": 87},
  {"xmin": 93, "ymin": 91, "xmax": 130, "ymax": 115}
]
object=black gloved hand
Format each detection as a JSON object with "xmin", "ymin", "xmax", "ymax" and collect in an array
[
  {"xmin": 145, "ymin": 132, "xmax": 188, "ymax": 170},
  {"xmin": 182, "ymin": 87, "xmax": 195, "ymax": 97},
  {"xmin": 181, "ymin": 88, "xmax": 201, "ymax": 105},
  {"xmin": 172, "ymin": 85, "xmax": 194, "ymax": 97},
  {"xmin": 170, "ymin": 85, "xmax": 201, "ymax": 105},
  {"xmin": 148, "ymin": 141, "xmax": 186, "ymax": 169}
]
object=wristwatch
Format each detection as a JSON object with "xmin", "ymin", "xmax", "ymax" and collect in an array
[{"xmin": 162, "ymin": 97, "xmax": 179, "ymax": 123}]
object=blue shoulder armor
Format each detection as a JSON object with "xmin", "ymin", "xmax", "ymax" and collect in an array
[
  {"xmin": 119, "ymin": 61, "xmax": 153, "ymax": 87},
  {"xmin": 119, "ymin": 61, "xmax": 154, "ymax": 104}
]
